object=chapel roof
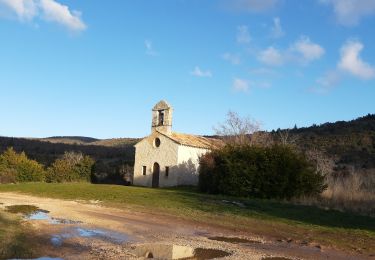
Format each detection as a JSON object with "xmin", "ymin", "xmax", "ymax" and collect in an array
[
  {"xmin": 158, "ymin": 131, "xmax": 224, "ymax": 149},
  {"xmin": 152, "ymin": 100, "xmax": 172, "ymax": 111}
]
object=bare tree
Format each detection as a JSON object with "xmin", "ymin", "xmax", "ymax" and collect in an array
[
  {"xmin": 214, "ymin": 111, "xmax": 261, "ymax": 146},
  {"xmin": 277, "ymin": 129, "xmax": 299, "ymax": 146},
  {"xmin": 62, "ymin": 151, "xmax": 84, "ymax": 166}
]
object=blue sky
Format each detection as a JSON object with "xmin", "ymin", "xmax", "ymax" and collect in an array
[{"xmin": 0, "ymin": 0, "xmax": 374, "ymax": 138}]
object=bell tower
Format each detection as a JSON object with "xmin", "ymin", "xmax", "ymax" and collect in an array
[{"xmin": 152, "ymin": 100, "xmax": 173, "ymax": 135}]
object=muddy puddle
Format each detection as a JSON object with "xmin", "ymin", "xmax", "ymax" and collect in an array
[
  {"xmin": 208, "ymin": 236, "xmax": 261, "ymax": 244},
  {"xmin": 5, "ymin": 204, "xmax": 82, "ymax": 225},
  {"xmin": 5, "ymin": 204, "xmax": 48, "ymax": 215},
  {"xmin": 11, "ymin": 257, "xmax": 63, "ymax": 260},
  {"xmin": 51, "ymin": 227, "xmax": 129, "ymax": 247},
  {"xmin": 193, "ymin": 248, "xmax": 232, "ymax": 259},
  {"xmin": 133, "ymin": 244, "xmax": 231, "ymax": 260},
  {"xmin": 262, "ymin": 257, "xmax": 293, "ymax": 260},
  {"xmin": 5, "ymin": 204, "xmax": 130, "ymax": 251}
]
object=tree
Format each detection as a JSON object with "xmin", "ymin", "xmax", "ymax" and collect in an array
[
  {"xmin": 46, "ymin": 151, "xmax": 94, "ymax": 183},
  {"xmin": 0, "ymin": 147, "xmax": 45, "ymax": 182},
  {"xmin": 214, "ymin": 111, "xmax": 261, "ymax": 146},
  {"xmin": 277, "ymin": 129, "xmax": 299, "ymax": 146}
]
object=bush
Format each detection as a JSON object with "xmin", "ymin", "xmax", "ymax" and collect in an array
[
  {"xmin": 46, "ymin": 152, "xmax": 94, "ymax": 183},
  {"xmin": 0, "ymin": 147, "xmax": 45, "ymax": 182},
  {"xmin": 0, "ymin": 168, "xmax": 17, "ymax": 184},
  {"xmin": 199, "ymin": 145, "xmax": 326, "ymax": 199}
]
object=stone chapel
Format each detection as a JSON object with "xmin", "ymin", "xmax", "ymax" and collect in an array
[{"xmin": 133, "ymin": 100, "xmax": 223, "ymax": 188}]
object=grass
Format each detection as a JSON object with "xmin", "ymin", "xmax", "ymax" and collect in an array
[{"xmin": 0, "ymin": 182, "xmax": 374, "ymax": 255}]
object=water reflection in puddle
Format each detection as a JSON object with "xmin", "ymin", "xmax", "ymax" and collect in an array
[
  {"xmin": 51, "ymin": 227, "xmax": 129, "ymax": 247},
  {"xmin": 28, "ymin": 211, "xmax": 50, "ymax": 220},
  {"xmin": 262, "ymin": 257, "xmax": 293, "ymax": 260},
  {"xmin": 5, "ymin": 204, "xmax": 80, "ymax": 225},
  {"xmin": 34, "ymin": 257, "xmax": 63, "ymax": 260}
]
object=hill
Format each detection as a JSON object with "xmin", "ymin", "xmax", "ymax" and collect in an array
[
  {"xmin": 288, "ymin": 113, "xmax": 375, "ymax": 170},
  {"xmin": 1, "ymin": 113, "xmax": 374, "ymax": 185},
  {"xmin": 0, "ymin": 136, "xmax": 140, "ymax": 184}
]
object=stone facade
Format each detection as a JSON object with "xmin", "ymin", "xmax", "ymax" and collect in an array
[
  {"xmin": 133, "ymin": 100, "xmax": 222, "ymax": 188},
  {"xmin": 133, "ymin": 132, "xmax": 208, "ymax": 187}
]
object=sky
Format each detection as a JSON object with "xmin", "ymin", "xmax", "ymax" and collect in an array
[{"xmin": 0, "ymin": 0, "xmax": 374, "ymax": 139}]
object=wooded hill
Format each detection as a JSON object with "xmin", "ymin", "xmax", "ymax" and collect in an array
[
  {"xmin": 288, "ymin": 113, "xmax": 375, "ymax": 171},
  {"xmin": 0, "ymin": 113, "xmax": 374, "ymax": 183},
  {"xmin": 0, "ymin": 136, "xmax": 139, "ymax": 184}
]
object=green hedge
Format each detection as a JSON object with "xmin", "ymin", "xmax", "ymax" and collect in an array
[{"xmin": 199, "ymin": 145, "xmax": 326, "ymax": 199}]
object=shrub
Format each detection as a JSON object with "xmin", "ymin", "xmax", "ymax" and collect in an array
[
  {"xmin": 199, "ymin": 145, "xmax": 326, "ymax": 199},
  {"xmin": 0, "ymin": 168, "xmax": 17, "ymax": 184},
  {"xmin": 46, "ymin": 152, "xmax": 94, "ymax": 183},
  {"xmin": 0, "ymin": 147, "xmax": 45, "ymax": 182}
]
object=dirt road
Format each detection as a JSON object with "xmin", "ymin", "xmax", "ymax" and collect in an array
[{"xmin": 0, "ymin": 192, "xmax": 369, "ymax": 260}]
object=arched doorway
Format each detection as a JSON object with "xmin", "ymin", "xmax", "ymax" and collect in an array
[{"xmin": 152, "ymin": 162, "xmax": 160, "ymax": 188}]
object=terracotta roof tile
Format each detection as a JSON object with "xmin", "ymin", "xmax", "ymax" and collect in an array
[{"xmin": 158, "ymin": 131, "xmax": 224, "ymax": 149}]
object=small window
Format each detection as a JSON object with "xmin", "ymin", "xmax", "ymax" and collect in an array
[
  {"xmin": 165, "ymin": 166, "xmax": 169, "ymax": 178},
  {"xmin": 154, "ymin": 138, "xmax": 161, "ymax": 147},
  {"xmin": 158, "ymin": 110, "xmax": 165, "ymax": 126},
  {"xmin": 142, "ymin": 166, "xmax": 146, "ymax": 175}
]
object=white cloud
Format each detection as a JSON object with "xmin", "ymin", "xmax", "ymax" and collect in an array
[
  {"xmin": 258, "ymin": 47, "xmax": 284, "ymax": 66},
  {"xmin": 190, "ymin": 66, "xmax": 212, "ymax": 77},
  {"xmin": 145, "ymin": 40, "xmax": 159, "ymax": 56},
  {"xmin": 223, "ymin": 0, "xmax": 279, "ymax": 13},
  {"xmin": 233, "ymin": 78, "xmax": 250, "ymax": 92},
  {"xmin": 222, "ymin": 53, "xmax": 241, "ymax": 65},
  {"xmin": 258, "ymin": 37, "xmax": 324, "ymax": 67},
  {"xmin": 249, "ymin": 67, "xmax": 277, "ymax": 76},
  {"xmin": 39, "ymin": 0, "xmax": 86, "ymax": 31},
  {"xmin": 338, "ymin": 40, "xmax": 375, "ymax": 80},
  {"xmin": 320, "ymin": 0, "xmax": 375, "ymax": 26},
  {"xmin": 0, "ymin": 0, "xmax": 37, "ymax": 20},
  {"xmin": 270, "ymin": 17, "xmax": 284, "ymax": 39},
  {"xmin": 237, "ymin": 25, "xmax": 251, "ymax": 44},
  {"xmin": 310, "ymin": 70, "xmax": 341, "ymax": 94},
  {"xmin": 291, "ymin": 36, "xmax": 325, "ymax": 63},
  {"xmin": 0, "ymin": 0, "xmax": 86, "ymax": 31}
]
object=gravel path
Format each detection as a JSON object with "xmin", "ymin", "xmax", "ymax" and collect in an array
[{"xmin": 0, "ymin": 192, "xmax": 369, "ymax": 260}]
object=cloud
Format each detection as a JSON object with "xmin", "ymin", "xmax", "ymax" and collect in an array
[
  {"xmin": 249, "ymin": 67, "xmax": 277, "ymax": 76},
  {"xmin": 237, "ymin": 25, "xmax": 251, "ymax": 44},
  {"xmin": 270, "ymin": 17, "xmax": 284, "ymax": 39},
  {"xmin": 0, "ymin": 0, "xmax": 86, "ymax": 31},
  {"xmin": 222, "ymin": 53, "xmax": 241, "ymax": 65},
  {"xmin": 190, "ymin": 66, "xmax": 212, "ymax": 77},
  {"xmin": 39, "ymin": 0, "xmax": 86, "ymax": 31},
  {"xmin": 258, "ymin": 47, "xmax": 284, "ymax": 66},
  {"xmin": 311, "ymin": 39, "xmax": 374, "ymax": 94},
  {"xmin": 310, "ymin": 70, "xmax": 341, "ymax": 94},
  {"xmin": 338, "ymin": 40, "xmax": 375, "ymax": 80},
  {"xmin": 233, "ymin": 78, "xmax": 250, "ymax": 92},
  {"xmin": 0, "ymin": 0, "xmax": 37, "ymax": 20},
  {"xmin": 222, "ymin": 0, "xmax": 279, "ymax": 13},
  {"xmin": 145, "ymin": 40, "xmax": 159, "ymax": 56},
  {"xmin": 320, "ymin": 0, "xmax": 375, "ymax": 26},
  {"xmin": 291, "ymin": 36, "xmax": 325, "ymax": 63},
  {"xmin": 258, "ymin": 37, "xmax": 324, "ymax": 66}
]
